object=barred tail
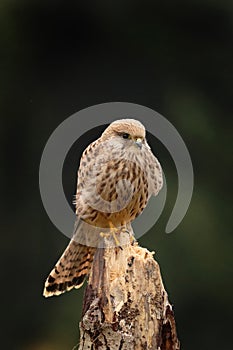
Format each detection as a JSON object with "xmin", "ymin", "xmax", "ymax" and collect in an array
[{"xmin": 43, "ymin": 240, "xmax": 96, "ymax": 297}]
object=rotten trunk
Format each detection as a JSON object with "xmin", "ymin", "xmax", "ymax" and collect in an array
[{"xmin": 78, "ymin": 238, "xmax": 180, "ymax": 350}]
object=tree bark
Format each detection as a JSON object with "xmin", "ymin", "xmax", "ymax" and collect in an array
[{"xmin": 78, "ymin": 235, "xmax": 180, "ymax": 350}]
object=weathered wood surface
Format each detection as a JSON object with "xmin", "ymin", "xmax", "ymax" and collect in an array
[{"xmin": 79, "ymin": 236, "xmax": 180, "ymax": 350}]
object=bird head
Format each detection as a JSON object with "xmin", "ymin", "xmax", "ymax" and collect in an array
[{"xmin": 101, "ymin": 119, "xmax": 146, "ymax": 150}]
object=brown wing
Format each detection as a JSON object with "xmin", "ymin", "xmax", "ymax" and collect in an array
[{"xmin": 145, "ymin": 142, "xmax": 163, "ymax": 196}]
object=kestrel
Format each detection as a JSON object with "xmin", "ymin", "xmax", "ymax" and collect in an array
[{"xmin": 43, "ymin": 119, "xmax": 163, "ymax": 297}]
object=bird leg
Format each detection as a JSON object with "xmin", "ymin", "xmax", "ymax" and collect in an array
[
  {"xmin": 121, "ymin": 223, "xmax": 136, "ymax": 245},
  {"xmin": 100, "ymin": 221, "xmax": 135, "ymax": 247},
  {"xmin": 100, "ymin": 221, "xmax": 121, "ymax": 246},
  {"xmin": 108, "ymin": 221, "xmax": 121, "ymax": 246}
]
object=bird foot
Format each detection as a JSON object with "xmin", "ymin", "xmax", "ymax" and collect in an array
[
  {"xmin": 100, "ymin": 225, "xmax": 121, "ymax": 247},
  {"xmin": 100, "ymin": 223, "xmax": 134, "ymax": 247}
]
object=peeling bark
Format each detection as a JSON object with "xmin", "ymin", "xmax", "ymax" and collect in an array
[{"xmin": 79, "ymin": 238, "xmax": 180, "ymax": 350}]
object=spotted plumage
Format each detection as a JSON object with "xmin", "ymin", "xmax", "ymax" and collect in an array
[{"xmin": 43, "ymin": 119, "xmax": 163, "ymax": 297}]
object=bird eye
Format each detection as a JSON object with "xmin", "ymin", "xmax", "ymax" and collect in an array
[{"xmin": 122, "ymin": 133, "xmax": 130, "ymax": 139}]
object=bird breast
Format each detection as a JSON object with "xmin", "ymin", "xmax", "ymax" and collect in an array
[{"xmin": 76, "ymin": 144, "xmax": 150, "ymax": 228}]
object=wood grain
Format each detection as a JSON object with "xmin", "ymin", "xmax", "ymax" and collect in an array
[{"xmin": 78, "ymin": 234, "xmax": 180, "ymax": 350}]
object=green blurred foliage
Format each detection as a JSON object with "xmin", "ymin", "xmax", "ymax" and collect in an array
[{"xmin": 0, "ymin": 1, "xmax": 232, "ymax": 349}]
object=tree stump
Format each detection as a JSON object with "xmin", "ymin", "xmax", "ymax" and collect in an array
[{"xmin": 78, "ymin": 234, "xmax": 180, "ymax": 350}]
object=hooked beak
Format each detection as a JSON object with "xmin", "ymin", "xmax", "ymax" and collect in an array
[{"xmin": 135, "ymin": 138, "xmax": 142, "ymax": 149}]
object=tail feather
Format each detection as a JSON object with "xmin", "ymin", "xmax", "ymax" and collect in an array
[{"xmin": 43, "ymin": 240, "xmax": 96, "ymax": 297}]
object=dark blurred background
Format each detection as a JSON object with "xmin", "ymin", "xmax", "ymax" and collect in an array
[{"xmin": 1, "ymin": 1, "xmax": 232, "ymax": 349}]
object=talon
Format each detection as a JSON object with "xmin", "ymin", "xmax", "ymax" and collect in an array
[
  {"xmin": 130, "ymin": 235, "xmax": 137, "ymax": 245},
  {"xmin": 122, "ymin": 228, "xmax": 130, "ymax": 234},
  {"xmin": 121, "ymin": 226, "xmax": 136, "ymax": 245}
]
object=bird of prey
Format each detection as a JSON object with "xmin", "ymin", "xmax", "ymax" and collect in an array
[{"xmin": 43, "ymin": 119, "xmax": 163, "ymax": 297}]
